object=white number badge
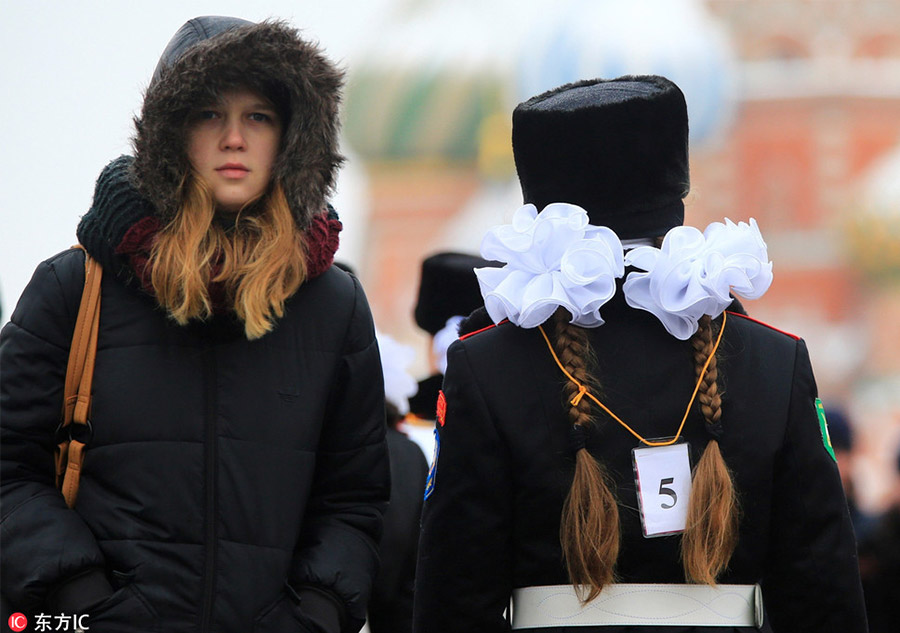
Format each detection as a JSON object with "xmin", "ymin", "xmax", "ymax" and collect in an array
[{"xmin": 632, "ymin": 441, "xmax": 692, "ymax": 538}]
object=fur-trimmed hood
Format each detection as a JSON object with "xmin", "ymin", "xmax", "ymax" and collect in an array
[{"xmin": 131, "ymin": 16, "xmax": 344, "ymax": 228}]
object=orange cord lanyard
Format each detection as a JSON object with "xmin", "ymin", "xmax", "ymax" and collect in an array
[{"xmin": 537, "ymin": 311, "xmax": 728, "ymax": 447}]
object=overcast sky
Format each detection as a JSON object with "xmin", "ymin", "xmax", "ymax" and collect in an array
[{"xmin": 0, "ymin": 0, "xmax": 401, "ymax": 321}]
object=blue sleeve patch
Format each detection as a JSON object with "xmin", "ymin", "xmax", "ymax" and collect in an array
[{"xmin": 424, "ymin": 427, "xmax": 440, "ymax": 500}]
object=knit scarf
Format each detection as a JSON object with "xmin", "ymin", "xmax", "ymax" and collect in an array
[{"xmin": 78, "ymin": 156, "xmax": 342, "ymax": 314}]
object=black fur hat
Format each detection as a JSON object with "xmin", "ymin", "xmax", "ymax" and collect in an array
[
  {"xmin": 131, "ymin": 16, "xmax": 344, "ymax": 228},
  {"xmin": 414, "ymin": 252, "xmax": 500, "ymax": 335},
  {"xmin": 512, "ymin": 75, "xmax": 689, "ymax": 240}
]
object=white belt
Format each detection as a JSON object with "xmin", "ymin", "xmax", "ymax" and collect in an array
[{"xmin": 511, "ymin": 583, "xmax": 764, "ymax": 628}]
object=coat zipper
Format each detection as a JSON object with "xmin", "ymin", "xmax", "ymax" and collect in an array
[{"xmin": 200, "ymin": 347, "xmax": 218, "ymax": 632}]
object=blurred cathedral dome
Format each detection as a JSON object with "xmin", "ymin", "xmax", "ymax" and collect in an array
[
  {"xmin": 342, "ymin": 0, "xmax": 736, "ymax": 169},
  {"xmin": 515, "ymin": 0, "xmax": 737, "ymax": 146},
  {"xmin": 848, "ymin": 144, "xmax": 900, "ymax": 281}
]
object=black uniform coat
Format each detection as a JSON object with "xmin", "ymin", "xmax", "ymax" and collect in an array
[
  {"xmin": 413, "ymin": 293, "xmax": 867, "ymax": 633},
  {"xmin": 368, "ymin": 428, "xmax": 429, "ymax": 633}
]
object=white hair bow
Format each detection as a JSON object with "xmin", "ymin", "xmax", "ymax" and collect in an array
[
  {"xmin": 623, "ymin": 218, "xmax": 773, "ymax": 339},
  {"xmin": 475, "ymin": 203, "xmax": 625, "ymax": 329},
  {"xmin": 375, "ymin": 331, "xmax": 418, "ymax": 415},
  {"xmin": 475, "ymin": 205, "xmax": 772, "ymax": 338}
]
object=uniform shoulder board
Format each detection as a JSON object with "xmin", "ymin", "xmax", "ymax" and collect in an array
[
  {"xmin": 726, "ymin": 311, "xmax": 800, "ymax": 341},
  {"xmin": 459, "ymin": 319, "xmax": 509, "ymax": 341}
]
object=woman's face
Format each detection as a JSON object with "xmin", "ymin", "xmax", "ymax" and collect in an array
[{"xmin": 187, "ymin": 88, "xmax": 283, "ymax": 213}]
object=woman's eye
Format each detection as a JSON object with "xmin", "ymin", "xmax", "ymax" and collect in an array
[
  {"xmin": 196, "ymin": 110, "xmax": 219, "ymax": 121},
  {"xmin": 248, "ymin": 112, "xmax": 271, "ymax": 123}
]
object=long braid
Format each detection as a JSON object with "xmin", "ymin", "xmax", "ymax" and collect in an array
[
  {"xmin": 682, "ymin": 314, "xmax": 739, "ymax": 584},
  {"xmin": 553, "ymin": 309, "xmax": 620, "ymax": 602},
  {"xmin": 694, "ymin": 316, "xmax": 722, "ymax": 425}
]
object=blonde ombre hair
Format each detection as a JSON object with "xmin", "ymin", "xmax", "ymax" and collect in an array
[{"xmin": 149, "ymin": 173, "xmax": 307, "ymax": 339}]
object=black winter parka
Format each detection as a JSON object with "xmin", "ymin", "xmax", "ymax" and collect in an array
[{"xmin": 1, "ymin": 244, "xmax": 389, "ymax": 632}]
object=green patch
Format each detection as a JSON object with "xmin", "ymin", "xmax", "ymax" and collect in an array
[{"xmin": 816, "ymin": 398, "xmax": 837, "ymax": 463}]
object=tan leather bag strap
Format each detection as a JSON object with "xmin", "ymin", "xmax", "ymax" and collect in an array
[{"xmin": 56, "ymin": 246, "xmax": 102, "ymax": 508}]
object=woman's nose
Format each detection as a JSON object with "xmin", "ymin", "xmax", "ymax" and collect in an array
[{"xmin": 220, "ymin": 119, "xmax": 246, "ymax": 151}]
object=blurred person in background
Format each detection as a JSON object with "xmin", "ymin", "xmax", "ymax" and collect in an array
[
  {"xmin": 405, "ymin": 252, "xmax": 500, "ymax": 462},
  {"xmin": 0, "ymin": 16, "xmax": 388, "ymax": 633},
  {"xmin": 858, "ymin": 443, "xmax": 900, "ymax": 633},
  {"xmin": 369, "ymin": 332, "xmax": 429, "ymax": 633},
  {"xmin": 826, "ymin": 406, "xmax": 878, "ymax": 542},
  {"xmin": 413, "ymin": 75, "xmax": 867, "ymax": 632}
]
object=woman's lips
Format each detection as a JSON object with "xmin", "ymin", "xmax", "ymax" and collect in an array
[{"xmin": 216, "ymin": 164, "xmax": 249, "ymax": 179}]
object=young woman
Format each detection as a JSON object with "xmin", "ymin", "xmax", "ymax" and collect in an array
[
  {"xmin": 0, "ymin": 17, "xmax": 389, "ymax": 633},
  {"xmin": 413, "ymin": 76, "xmax": 867, "ymax": 632}
]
